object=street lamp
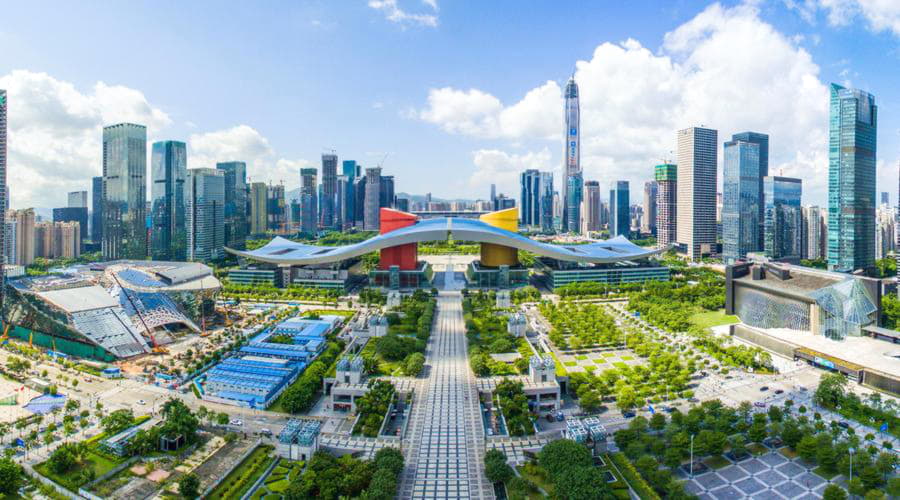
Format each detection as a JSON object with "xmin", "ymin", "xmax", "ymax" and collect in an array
[
  {"xmin": 848, "ymin": 447, "xmax": 855, "ymax": 482},
  {"xmin": 690, "ymin": 433, "xmax": 695, "ymax": 478}
]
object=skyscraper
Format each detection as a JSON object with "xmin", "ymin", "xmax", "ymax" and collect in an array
[
  {"xmin": 91, "ymin": 176, "xmax": 102, "ymax": 243},
  {"xmin": 802, "ymin": 206, "xmax": 825, "ymax": 260},
  {"xmin": 364, "ymin": 167, "xmax": 382, "ymax": 230},
  {"xmin": 655, "ymin": 164, "xmax": 677, "ymax": 249},
  {"xmin": 562, "ymin": 76, "xmax": 582, "ymax": 233},
  {"xmin": 9, "ymin": 209, "xmax": 34, "ymax": 266},
  {"xmin": 722, "ymin": 140, "xmax": 761, "ymax": 264},
  {"xmin": 102, "ymin": 123, "xmax": 147, "ymax": 260},
  {"xmin": 267, "ymin": 184, "xmax": 286, "ymax": 233},
  {"xmin": 186, "ymin": 168, "xmax": 225, "ymax": 261},
  {"xmin": 764, "ymin": 176, "xmax": 802, "ymax": 261},
  {"xmin": 380, "ymin": 175, "xmax": 395, "ymax": 209},
  {"xmin": 583, "ymin": 180, "xmax": 601, "ymax": 232},
  {"xmin": 881, "ymin": 192, "xmax": 890, "ymax": 206},
  {"xmin": 642, "ymin": 181, "xmax": 658, "ymax": 235},
  {"xmin": 520, "ymin": 170, "xmax": 539, "ymax": 227},
  {"xmin": 217, "ymin": 161, "xmax": 248, "ymax": 250},
  {"xmin": 300, "ymin": 168, "xmax": 318, "ymax": 234},
  {"xmin": 732, "ymin": 132, "xmax": 769, "ymax": 243},
  {"xmin": 341, "ymin": 160, "xmax": 360, "ymax": 230},
  {"xmin": 0, "ymin": 90, "xmax": 6, "ymax": 306},
  {"xmin": 150, "ymin": 140, "xmax": 187, "ymax": 261},
  {"xmin": 68, "ymin": 191, "xmax": 88, "ymax": 208},
  {"xmin": 249, "ymin": 182, "xmax": 268, "ymax": 236},
  {"xmin": 320, "ymin": 153, "xmax": 338, "ymax": 229},
  {"xmin": 676, "ymin": 127, "xmax": 717, "ymax": 260},
  {"xmin": 827, "ymin": 84, "xmax": 877, "ymax": 274},
  {"xmin": 609, "ymin": 181, "xmax": 630, "ymax": 237}
]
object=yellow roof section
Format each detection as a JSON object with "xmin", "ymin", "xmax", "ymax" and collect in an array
[{"xmin": 479, "ymin": 207, "xmax": 518, "ymax": 232}]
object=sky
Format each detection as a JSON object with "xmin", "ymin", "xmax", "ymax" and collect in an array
[{"xmin": 2, "ymin": 0, "xmax": 900, "ymax": 210}]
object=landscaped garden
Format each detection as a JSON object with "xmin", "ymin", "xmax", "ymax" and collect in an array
[
  {"xmin": 538, "ymin": 301, "xmax": 622, "ymax": 350},
  {"xmin": 352, "ymin": 380, "xmax": 396, "ymax": 437},
  {"xmin": 494, "ymin": 379, "xmax": 535, "ymax": 436},
  {"xmin": 361, "ymin": 290, "xmax": 435, "ymax": 376},
  {"xmin": 249, "ymin": 460, "xmax": 304, "ymax": 499},
  {"xmin": 463, "ymin": 290, "xmax": 526, "ymax": 376},
  {"xmin": 286, "ymin": 447, "xmax": 404, "ymax": 499},
  {"xmin": 206, "ymin": 444, "xmax": 276, "ymax": 500}
]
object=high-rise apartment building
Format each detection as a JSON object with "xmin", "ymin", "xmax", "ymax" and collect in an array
[
  {"xmin": 801, "ymin": 206, "xmax": 825, "ymax": 260},
  {"xmin": 562, "ymin": 77, "xmax": 582, "ymax": 233},
  {"xmin": 249, "ymin": 182, "xmax": 268, "ymax": 236},
  {"xmin": 642, "ymin": 181, "xmax": 658, "ymax": 235},
  {"xmin": 300, "ymin": 168, "xmax": 318, "ymax": 234},
  {"xmin": 609, "ymin": 181, "xmax": 630, "ymax": 237},
  {"xmin": 828, "ymin": 84, "xmax": 877, "ymax": 274},
  {"xmin": 91, "ymin": 176, "xmax": 102, "ymax": 243},
  {"xmin": 320, "ymin": 153, "xmax": 338, "ymax": 229},
  {"xmin": 364, "ymin": 167, "xmax": 382, "ymax": 230},
  {"xmin": 655, "ymin": 164, "xmax": 677, "ymax": 249},
  {"xmin": 876, "ymin": 205, "xmax": 894, "ymax": 260},
  {"xmin": 732, "ymin": 132, "xmax": 769, "ymax": 243},
  {"xmin": 676, "ymin": 127, "xmax": 717, "ymax": 260},
  {"xmin": 68, "ymin": 191, "xmax": 88, "ymax": 208},
  {"xmin": 186, "ymin": 168, "xmax": 225, "ymax": 261},
  {"xmin": 35, "ymin": 221, "xmax": 80, "ymax": 259},
  {"xmin": 217, "ymin": 161, "xmax": 248, "ymax": 250},
  {"xmin": 150, "ymin": 140, "xmax": 187, "ymax": 261},
  {"xmin": 9, "ymin": 209, "xmax": 34, "ymax": 266},
  {"xmin": 722, "ymin": 140, "xmax": 761, "ymax": 264},
  {"xmin": 52, "ymin": 207, "xmax": 88, "ymax": 252},
  {"xmin": 764, "ymin": 176, "xmax": 802, "ymax": 261},
  {"xmin": 583, "ymin": 180, "xmax": 601, "ymax": 232},
  {"xmin": 102, "ymin": 123, "xmax": 147, "ymax": 260}
]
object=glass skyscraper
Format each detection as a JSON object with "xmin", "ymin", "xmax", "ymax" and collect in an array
[
  {"xmin": 300, "ymin": 168, "xmax": 318, "ymax": 234},
  {"xmin": 722, "ymin": 140, "xmax": 761, "ymax": 264},
  {"xmin": 320, "ymin": 153, "xmax": 338, "ymax": 229},
  {"xmin": 217, "ymin": 161, "xmax": 248, "ymax": 250},
  {"xmin": 731, "ymin": 132, "xmax": 769, "ymax": 243},
  {"xmin": 150, "ymin": 140, "xmax": 187, "ymax": 261},
  {"xmin": 764, "ymin": 176, "xmax": 802, "ymax": 261},
  {"xmin": 562, "ymin": 76, "xmax": 582, "ymax": 233},
  {"xmin": 102, "ymin": 123, "xmax": 147, "ymax": 260},
  {"xmin": 609, "ymin": 181, "xmax": 630, "ymax": 237},
  {"xmin": 827, "ymin": 83, "xmax": 877, "ymax": 274},
  {"xmin": 186, "ymin": 168, "xmax": 225, "ymax": 261},
  {"xmin": 91, "ymin": 176, "xmax": 102, "ymax": 243}
]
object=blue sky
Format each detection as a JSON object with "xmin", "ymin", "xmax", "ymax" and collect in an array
[{"xmin": 2, "ymin": 0, "xmax": 899, "ymax": 209}]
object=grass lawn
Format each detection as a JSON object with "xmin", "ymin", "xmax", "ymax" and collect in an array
[
  {"xmin": 747, "ymin": 443, "xmax": 768, "ymax": 456},
  {"xmin": 690, "ymin": 309, "xmax": 739, "ymax": 330},
  {"xmin": 35, "ymin": 450, "xmax": 123, "ymax": 492},
  {"xmin": 207, "ymin": 445, "xmax": 275, "ymax": 500},
  {"xmin": 603, "ymin": 352, "xmax": 617, "ymax": 358},
  {"xmin": 564, "ymin": 361, "xmax": 578, "ymax": 367},
  {"xmin": 813, "ymin": 466, "xmax": 839, "ymax": 480},
  {"xmin": 593, "ymin": 358, "xmax": 606, "ymax": 364},
  {"xmin": 703, "ymin": 455, "xmax": 731, "ymax": 470},
  {"xmin": 620, "ymin": 355, "xmax": 634, "ymax": 361},
  {"xmin": 575, "ymin": 355, "xmax": 588, "ymax": 360},
  {"xmin": 548, "ymin": 351, "xmax": 568, "ymax": 377},
  {"xmin": 612, "ymin": 362, "xmax": 627, "ymax": 369}
]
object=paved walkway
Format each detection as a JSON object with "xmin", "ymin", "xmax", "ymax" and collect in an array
[{"xmin": 399, "ymin": 272, "xmax": 492, "ymax": 498}]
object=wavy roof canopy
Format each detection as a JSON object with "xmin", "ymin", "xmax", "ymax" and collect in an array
[{"xmin": 227, "ymin": 217, "xmax": 665, "ymax": 265}]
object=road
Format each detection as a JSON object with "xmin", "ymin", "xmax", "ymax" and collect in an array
[{"xmin": 398, "ymin": 258, "xmax": 492, "ymax": 499}]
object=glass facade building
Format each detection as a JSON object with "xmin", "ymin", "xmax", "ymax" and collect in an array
[
  {"xmin": 827, "ymin": 83, "xmax": 877, "ymax": 274},
  {"xmin": 764, "ymin": 176, "xmax": 802, "ymax": 261},
  {"xmin": 655, "ymin": 164, "xmax": 677, "ymax": 248},
  {"xmin": 722, "ymin": 140, "xmax": 761, "ymax": 264},
  {"xmin": 91, "ymin": 176, "xmax": 103, "ymax": 243},
  {"xmin": 562, "ymin": 77, "xmax": 581, "ymax": 233},
  {"xmin": 217, "ymin": 161, "xmax": 248, "ymax": 250},
  {"xmin": 609, "ymin": 181, "xmax": 630, "ymax": 237},
  {"xmin": 102, "ymin": 123, "xmax": 147, "ymax": 260},
  {"xmin": 150, "ymin": 141, "xmax": 187, "ymax": 261},
  {"xmin": 300, "ymin": 168, "xmax": 318, "ymax": 234},
  {"xmin": 186, "ymin": 168, "xmax": 225, "ymax": 261},
  {"xmin": 320, "ymin": 154, "xmax": 338, "ymax": 229},
  {"xmin": 732, "ymin": 132, "xmax": 769, "ymax": 243}
]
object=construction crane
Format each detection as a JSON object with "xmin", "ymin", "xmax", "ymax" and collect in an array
[
  {"xmin": 377, "ymin": 152, "xmax": 390, "ymax": 169},
  {"xmin": 111, "ymin": 273, "xmax": 168, "ymax": 354}
]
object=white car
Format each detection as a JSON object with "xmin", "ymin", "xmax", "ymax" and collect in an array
[
  {"xmin": 136, "ymin": 399, "xmax": 146, "ymax": 405},
  {"xmin": 230, "ymin": 419, "xmax": 243, "ymax": 426}
]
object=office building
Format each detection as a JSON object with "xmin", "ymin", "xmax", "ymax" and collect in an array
[
  {"xmin": 655, "ymin": 164, "xmax": 677, "ymax": 249},
  {"xmin": 609, "ymin": 181, "xmax": 630, "ymax": 237},
  {"xmin": 186, "ymin": 168, "xmax": 225, "ymax": 261},
  {"xmin": 722, "ymin": 140, "xmax": 761, "ymax": 264},
  {"xmin": 520, "ymin": 169, "xmax": 541, "ymax": 227},
  {"xmin": 217, "ymin": 161, "xmax": 248, "ymax": 250},
  {"xmin": 102, "ymin": 123, "xmax": 147, "ymax": 260},
  {"xmin": 320, "ymin": 153, "xmax": 338, "ymax": 229},
  {"xmin": 876, "ymin": 206, "xmax": 894, "ymax": 260},
  {"xmin": 641, "ymin": 181, "xmax": 658, "ymax": 236},
  {"xmin": 562, "ymin": 76, "xmax": 582, "ymax": 233},
  {"xmin": 149, "ymin": 141, "xmax": 187, "ymax": 261},
  {"xmin": 827, "ymin": 84, "xmax": 877, "ymax": 274},
  {"xmin": 68, "ymin": 191, "xmax": 88, "ymax": 208},
  {"xmin": 364, "ymin": 167, "xmax": 381, "ymax": 230},
  {"xmin": 249, "ymin": 182, "xmax": 268, "ymax": 236},
  {"xmin": 732, "ymin": 132, "xmax": 769, "ymax": 242},
  {"xmin": 341, "ymin": 161, "xmax": 360, "ymax": 230},
  {"xmin": 583, "ymin": 181, "xmax": 601, "ymax": 232},
  {"xmin": 52, "ymin": 207, "xmax": 88, "ymax": 251},
  {"xmin": 801, "ymin": 206, "xmax": 825, "ymax": 260},
  {"xmin": 91, "ymin": 176, "xmax": 102, "ymax": 243},
  {"xmin": 2, "ymin": 218, "xmax": 15, "ymax": 266},
  {"xmin": 267, "ymin": 184, "xmax": 286, "ymax": 233},
  {"xmin": 335, "ymin": 175, "xmax": 348, "ymax": 230},
  {"xmin": 300, "ymin": 168, "xmax": 318, "ymax": 234},
  {"xmin": 764, "ymin": 176, "xmax": 802, "ymax": 261},
  {"xmin": 0, "ymin": 90, "xmax": 5, "ymax": 305},
  {"xmin": 676, "ymin": 127, "xmax": 717, "ymax": 260},
  {"xmin": 380, "ymin": 175, "xmax": 395, "ymax": 210}
]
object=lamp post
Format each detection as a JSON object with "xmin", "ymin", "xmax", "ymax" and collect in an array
[
  {"xmin": 849, "ymin": 447, "xmax": 855, "ymax": 482},
  {"xmin": 690, "ymin": 433, "xmax": 695, "ymax": 478}
]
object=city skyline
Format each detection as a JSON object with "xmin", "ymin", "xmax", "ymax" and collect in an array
[{"xmin": 1, "ymin": 1, "xmax": 899, "ymax": 211}]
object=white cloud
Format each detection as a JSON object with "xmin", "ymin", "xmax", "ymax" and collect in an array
[
  {"xmin": 189, "ymin": 125, "xmax": 311, "ymax": 190},
  {"xmin": 0, "ymin": 70, "xmax": 171, "ymax": 209},
  {"xmin": 416, "ymin": 2, "xmax": 841, "ymax": 204},
  {"xmin": 812, "ymin": 0, "xmax": 900, "ymax": 36},
  {"xmin": 470, "ymin": 148, "xmax": 554, "ymax": 192},
  {"xmin": 368, "ymin": 0, "xmax": 438, "ymax": 28}
]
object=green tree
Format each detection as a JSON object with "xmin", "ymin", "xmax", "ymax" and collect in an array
[
  {"xmin": 748, "ymin": 421, "xmax": 767, "ymax": 443},
  {"xmin": 578, "ymin": 390, "xmax": 602, "ymax": 413},
  {"xmin": 404, "ymin": 352, "xmax": 426, "ymax": 377},
  {"xmin": 730, "ymin": 435, "xmax": 748, "ymax": 458},
  {"xmin": 178, "ymin": 473, "xmax": 200, "ymax": 499},
  {"xmin": 539, "ymin": 439, "xmax": 592, "ymax": 481},
  {"xmin": 556, "ymin": 465, "xmax": 610, "ymax": 500},
  {"xmin": 797, "ymin": 435, "xmax": 818, "ymax": 462},
  {"xmin": 0, "ymin": 457, "xmax": 23, "ymax": 495},
  {"xmin": 813, "ymin": 373, "xmax": 848, "ymax": 409},
  {"xmin": 887, "ymin": 477, "xmax": 900, "ymax": 498},
  {"xmin": 366, "ymin": 467, "xmax": 398, "ymax": 500},
  {"xmin": 649, "ymin": 412, "xmax": 666, "ymax": 432},
  {"xmin": 484, "ymin": 449, "xmax": 513, "ymax": 484},
  {"xmin": 822, "ymin": 484, "xmax": 847, "ymax": 500},
  {"xmin": 216, "ymin": 412, "xmax": 229, "ymax": 426},
  {"xmin": 100, "ymin": 408, "xmax": 134, "ymax": 435}
]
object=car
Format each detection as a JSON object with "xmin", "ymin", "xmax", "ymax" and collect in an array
[
  {"xmin": 759, "ymin": 386, "xmax": 769, "ymax": 392},
  {"xmin": 622, "ymin": 411, "xmax": 636, "ymax": 418},
  {"xmin": 663, "ymin": 406, "xmax": 675, "ymax": 413},
  {"xmin": 136, "ymin": 399, "xmax": 146, "ymax": 405},
  {"xmin": 259, "ymin": 428, "xmax": 272, "ymax": 436},
  {"xmin": 556, "ymin": 412, "xmax": 565, "ymax": 422},
  {"xmin": 774, "ymin": 389, "xmax": 784, "ymax": 395},
  {"xmin": 230, "ymin": 419, "xmax": 243, "ymax": 426},
  {"xmin": 754, "ymin": 402, "xmax": 766, "ymax": 408},
  {"xmin": 838, "ymin": 421, "xmax": 849, "ymax": 429}
]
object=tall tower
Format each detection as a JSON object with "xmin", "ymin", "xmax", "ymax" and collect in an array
[
  {"xmin": 563, "ymin": 76, "xmax": 582, "ymax": 233},
  {"xmin": 321, "ymin": 153, "xmax": 338, "ymax": 229},
  {"xmin": 364, "ymin": 167, "xmax": 382, "ymax": 230},
  {"xmin": 0, "ymin": 90, "xmax": 7, "ymax": 308},
  {"xmin": 731, "ymin": 132, "xmax": 769, "ymax": 244},
  {"xmin": 642, "ymin": 181, "xmax": 658, "ymax": 235},
  {"xmin": 764, "ymin": 176, "xmax": 803, "ymax": 261},
  {"xmin": 676, "ymin": 127, "xmax": 717, "ymax": 260},
  {"xmin": 583, "ymin": 180, "xmax": 601, "ymax": 232},
  {"xmin": 150, "ymin": 140, "xmax": 187, "ymax": 261},
  {"xmin": 828, "ymin": 83, "xmax": 876, "ymax": 274},
  {"xmin": 722, "ymin": 140, "xmax": 761, "ymax": 264},
  {"xmin": 91, "ymin": 176, "xmax": 103, "ymax": 243},
  {"xmin": 102, "ymin": 123, "xmax": 147, "ymax": 260},
  {"xmin": 186, "ymin": 168, "xmax": 225, "ymax": 261},
  {"xmin": 217, "ymin": 161, "xmax": 248, "ymax": 250},
  {"xmin": 609, "ymin": 181, "xmax": 630, "ymax": 237},
  {"xmin": 655, "ymin": 164, "xmax": 677, "ymax": 249},
  {"xmin": 300, "ymin": 168, "xmax": 318, "ymax": 234}
]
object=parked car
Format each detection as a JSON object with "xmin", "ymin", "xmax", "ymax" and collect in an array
[
  {"xmin": 556, "ymin": 412, "xmax": 565, "ymax": 422},
  {"xmin": 759, "ymin": 386, "xmax": 769, "ymax": 392},
  {"xmin": 230, "ymin": 419, "xmax": 243, "ymax": 426},
  {"xmin": 754, "ymin": 402, "xmax": 766, "ymax": 408},
  {"xmin": 259, "ymin": 428, "xmax": 272, "ymax": 436},
  {"xmin": 136, "ymin": 399, "xmax": 146, "ymax": 405},
  {"xmin": 774, "ymin": 389, "xmax": 784, "ymax": 395},
  {"xmin": 546, "ymin": 413, "xmax": 555, "ymax": 423},
  {"xmin": 663, "ymin": 406, "xmax": 676, "ymax": 413},
  {"xmin": 622, "ymin": 411, "xmax": 636, "ymax": 418},
  {"xmin": 838, "ymin": 421, "xmax": 849, "ymax": 429}
]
